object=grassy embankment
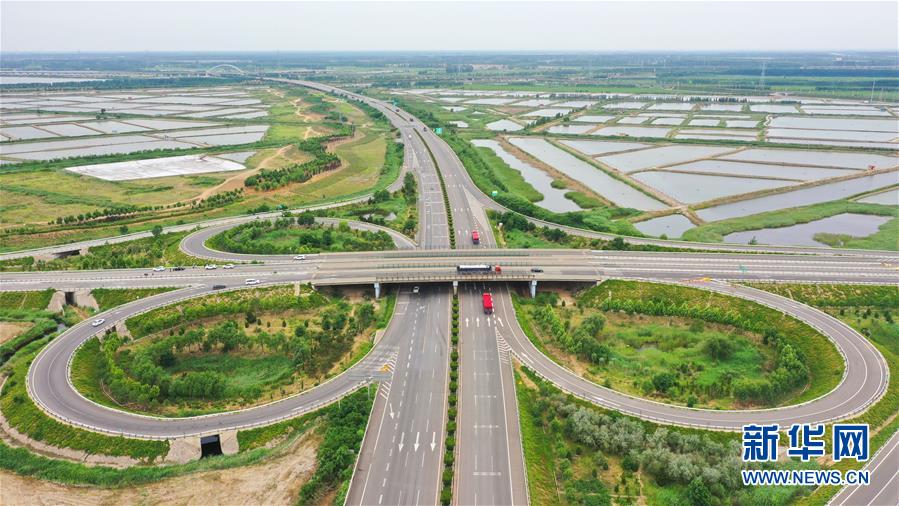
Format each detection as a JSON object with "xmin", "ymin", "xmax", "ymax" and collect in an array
[
  {"xmin": 0, "ymin": 385, "xmax": 370, "ymax": 495},
  {"xmin": 513, "ymin": 280, "xmax": 842, "ymax": 409}
]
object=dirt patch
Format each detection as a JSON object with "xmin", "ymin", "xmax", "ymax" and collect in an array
[
  {"xmin": 0, "ymin": 430, "xmax": 321, "ymax": 506},
  {"xmin": 0, "ymin": 322, "xmax": 33, "ymax": 346}
]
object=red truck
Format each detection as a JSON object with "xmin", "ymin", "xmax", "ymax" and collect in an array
[
  {"xmin": 482, "ymin": 293, "xmax": 494, "ymax": 314},
  {"xmin": 471, "ymin": 230, "xmax": 480, "ymax": 245}
]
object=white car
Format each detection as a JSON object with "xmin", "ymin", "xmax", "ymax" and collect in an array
[
  {"xmin": 245, "ymin": 278, "xmax": 261, "ymax": 285},
  {"xmin": 152, "ymin": 266, "xmax": 166, "ymax": 272},
  {"xmin": 412, "ymin": 286, "xmax": 420, "ymax": 294},
  {"xmin": 223, "ymin": 264, "xmax": 235, "ymax": 269},
  {"xmin": 204, "ymin": 264, "xmax": 217, "ymax": 270},
  {"xmin": 91, "ymin": 318, "xmax": 106, "ymax": 327},
  {"xmin": 293, "ymin": 255, "xmax": 306, "ymax": 261}
]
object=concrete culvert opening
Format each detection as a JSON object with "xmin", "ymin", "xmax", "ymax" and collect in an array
[
  {"xmin": 64, "ymin": 292, "xmax": 75, "ymax": 305},
  {"xmin": 200, "ymin": 435, "xmax": 223, "ymax": 458}
]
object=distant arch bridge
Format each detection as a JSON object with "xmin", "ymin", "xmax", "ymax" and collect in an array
[{"xmin": 205, "ymin": 64, "xmax": 247, "ymax": 76}]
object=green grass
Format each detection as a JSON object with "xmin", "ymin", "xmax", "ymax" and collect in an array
[
  {"xmin": 0, "ymin": 290, "xmax": 54, "ymax": 311},
  {"xmin": 516, "ymin": 369, "xmax": 563, "ymax": 506},
  {"xmin": 682, "ymin": 199, "xmax": 898, "ymax": 248},
  {"xmin": 516, "ymin": 296, "xmax": 774, "ymax": 409},
  {"xmin": 471, "ymin": 143, "xmax": 544, "ymax": 202},
  {"xmin": 564, "ymin": 191, "xmax": 603, "ymax": 209},
  {"xmin": 0, "ymin": 87, "xmax": 399, "ymax": 254},
  {"xmin": 1, "ymin": 337, "xmax": 169, "ymax": 461},
  {"xmin": 207, "ymin": 220, "xmax": 395, "ymax": 255},
  {"xmin": 91, "ymin": 288, "xmax": 177, "ymax": 312},
  {"xmin": 168, "ymin": 353, "xmax": 295, "ymax": 390},
  {"xmin": 73, "ymin": 285, "xmax": 385, "ymax": 417},
  {"xmin": 585, "ymin": 280, "xmax": 843, "ymax": 405},
  {"xmin": 514, "ymin": 280, "xmax": 843, "ymax": 408},
  {"xmin": 514, "ymin": 366, "xmax": 811, "ymax": 506},
  {"xmin": 0, "ymin": 231, "xmax": 206, "ymax": 272}
]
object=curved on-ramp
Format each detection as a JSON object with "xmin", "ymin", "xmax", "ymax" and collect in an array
[
  {"xmin": 27, "ymin": 282, "xmax": 404, "ymax": 439},
  {"xmin": 23, "ymin": 262, "xmax": 889, "ymax": 439}
]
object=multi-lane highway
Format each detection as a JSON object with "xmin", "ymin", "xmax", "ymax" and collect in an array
[{"xmin": 2, "ymin": 78, "xmax": 897, "ymax": 505}]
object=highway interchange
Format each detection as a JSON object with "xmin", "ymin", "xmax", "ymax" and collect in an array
[{"xmin": 1, "ymin": 79, "xmax": 897, "ymax": 505}]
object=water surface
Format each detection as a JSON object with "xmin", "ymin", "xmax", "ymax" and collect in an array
[
  {"xmin": 472, "ymin": 139, "xmax": 580, "ymax": 213},
  {"xmin": 697, "ymin": 171, "xmax": 899, "ymax": 221},
  {"xmin": 509, "ymin": 137, "xmax": 667, "ymax": 211},
  {"xmin": 723, "ymin": 213, "xmax": 892, "ymax": 247}
]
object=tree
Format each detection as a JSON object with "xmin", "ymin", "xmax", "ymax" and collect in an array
[
  {"xmin": 652, "ymin": 372, "xmax": 676, "ymax": 393},
  {"xmin": 703, "ymin": 335, "xmax": 734, "ymax": 360},
  {"xmin": 687, "ymin": 478, "xmax": 713, "ymax": 506},
  {"xmin": 297, "ymin": 211, "xmax": 315, "ymax": 226},
  {"xmin": 151, "ymin": 225, "xmax": 163, "ymax": 238},
  {"xmin": 609, "ymin": 237, "xmax": 628, "ymax": 250},
  {"xmin": 119, "ymin": 225, "xmax": 130, "ymax": 235}
]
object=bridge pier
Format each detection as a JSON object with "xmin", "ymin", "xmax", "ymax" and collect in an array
[
  {"xmin": 374, "ymin": 282, "xmax": 381, "ymax": 299},
  {"xmin": 452, "ymin": 280, "xmax": 458, "ymax": 296},
  {"xmin": 530, "ymin": 280, "xmax": 537, "ymax": 298}
]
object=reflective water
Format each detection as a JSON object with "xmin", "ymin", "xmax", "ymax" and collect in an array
[
  {"xmin": 591, "ymin": 126, "xmax": 671, "ymax": 138},
  {"xmin": 721, "ymin": 149, "xmax": 898, "ymax": 169},
  {"xmin": 547, "ymin": 124, "xmax": 594, "ymax": 135},
  {"xmin": 724, "ymin": 213, "xmax": 892, "ymax": 247},
  {"xmin": 633, "ymin": 171, "xmax": 793, "ymax": 204},
  {"xmin": 666, "ymin": 160, "xmax": 857, "ymax": 181},
  {"xmin": 472, "ymin": 139, "xmax": 580, "ymax": 213},
  {"xmin": 598, "ymin": 145, "xmax": 735, "ymax": 173},
  {"xmin": 634, "ymin": 214, "xmax": 695, "ymax": 238},
  {"xmin": 508, "ymin": 137, "xmax": 667, "ymax": 211},
  {"xmin": 486, "ymin": 120, "xmax": 524, "ymax": 132},
  {"xmin": 856, "ymin": 188, "xmax": 898, "ymax": 205},
  {"xmin": 697, "ymin": 171, "xmax": 899, "ymax": 221},
  {"xmin": 560, "ymin": 139, "xmax": 649, "ymax": 156}
]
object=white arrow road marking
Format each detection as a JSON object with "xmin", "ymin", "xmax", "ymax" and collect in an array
[
  {"xmin": 431, "ymin": 432, "xmax": 436, "ymax": 451},
  {"xmin": 389, "ymin": 403, "xmax": 395, "ymax": 419},
  {"xmin": 414, "ymin": 431, "xmax": 420, "ymax": 452},
  {"xmin": 399, "ymin": 432, "xmax": 405, "ymax": 452},
  {"xmin": 476, "ymin": 317, "xmax": 480, "ymax": 328},
  {"xmin": 465, "ymin": 317, "xmax": 470, "ymax": 327}
]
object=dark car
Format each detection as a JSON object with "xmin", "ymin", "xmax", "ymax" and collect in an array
[
  {"xmin": 172, "ymin": 266, "xmax": 186, "ymax": 271},
  {"xmin": 530, "ymin": 267, "xmax": 544, "ymax": 273},
  {"xmin": 212, "ymin": 284, "xmax": 227, "ymax": 290}
]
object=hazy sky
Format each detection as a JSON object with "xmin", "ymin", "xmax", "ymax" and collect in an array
[{"xmin": 2, "ymin": 1, "xmax": 897, "ymax": 52}]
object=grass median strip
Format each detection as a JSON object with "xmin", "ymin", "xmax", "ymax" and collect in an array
[{"xmin": 441, "ymin": 294, "xmax": 460, "ymax": 505}]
